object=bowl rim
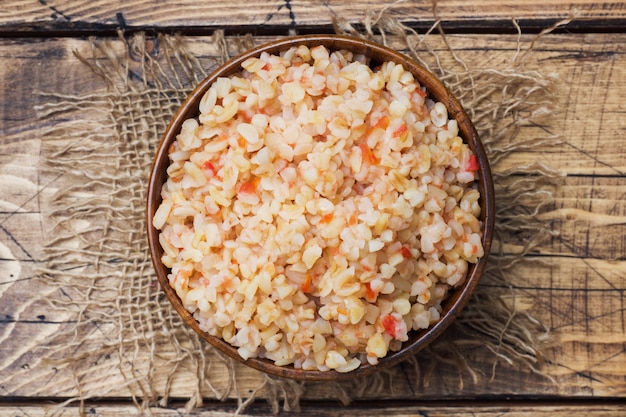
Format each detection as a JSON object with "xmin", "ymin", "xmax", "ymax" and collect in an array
[{"xmin": 146, "ymin": 34, "xmax": 495, "ymax": 381}]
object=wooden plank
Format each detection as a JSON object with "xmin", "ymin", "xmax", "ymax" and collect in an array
[
  {"xmin": 0, "ymin": 1, "xmax": 625, "ymax": 34},
  {"xmin": 1, "ymin": 33, "xmax": 625, "ymax": 402},
  {"xmin": 544, "ymin": 176, "xmax": 626, "ymax": 260},
  {"xmin": 2, "ymin": 403, "xmax": 626, "ymax": 417},
  {"xmin": 492, "ymin": 175, "xmax": 626, "ymax": 259}
]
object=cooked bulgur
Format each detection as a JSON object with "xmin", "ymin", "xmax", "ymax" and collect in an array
[{"xmin": 153, "ymin": 45, "xmax": 484, "ymax": 372}]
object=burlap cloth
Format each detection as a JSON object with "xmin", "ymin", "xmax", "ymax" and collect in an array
[{"xmin": 35, "ymin": 7, "xmax": 570, "ymax": 415}]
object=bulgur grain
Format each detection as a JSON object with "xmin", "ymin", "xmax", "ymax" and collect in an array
[{"xmin": 155, "ymin": 45, "xmax": 484, "ymax": 372}]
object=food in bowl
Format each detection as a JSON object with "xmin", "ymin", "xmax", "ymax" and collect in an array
[{"xmin": 152, "ymin": 44, "xmax": 484, "ymax": 373}]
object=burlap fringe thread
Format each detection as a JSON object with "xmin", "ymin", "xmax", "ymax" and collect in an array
[{"xmin": 35, "ymin": 9, "xmax": 569, "ymax": 416}]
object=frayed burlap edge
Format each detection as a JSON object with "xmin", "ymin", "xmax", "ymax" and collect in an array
[
  {"xmin": 34, "ymin": 7, "xmax": 572, "ymax": 415},
  {"xmin": 35, "ymin": 31, "xmax": 253, "ymax": 415}
]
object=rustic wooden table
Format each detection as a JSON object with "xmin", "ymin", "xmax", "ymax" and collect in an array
[{"xmin": 2, "ymin": 1, "xmax": 626, "ymax": 416}]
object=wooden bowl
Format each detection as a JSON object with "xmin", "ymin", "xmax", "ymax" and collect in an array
[{"xmin": 147, "ymin": 34, "xmax": 495, "ymax": 381}]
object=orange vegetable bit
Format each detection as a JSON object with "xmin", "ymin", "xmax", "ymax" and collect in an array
[
  {"xmin": 301, "ymin": 274, "xmax": 312, "ymax": 293},
  {"xmin": 372, "ymin": 115, "xmax": 390, "ymax": 130},
  {"xmin": 239, "ymin": 176, "xmax": 260, "ymax": 194},
  {"xmin": 365, "ymin": 282, "xmax": 378, "ymax": 302},
  {"xmin": 466, "ymin": 154, "xmax": 479, "ymax": 172},
  {"xmin": 400, "ymin": 245, "xmax": 412, "ymax": 259},
  {"xmin": 359, "ymin": 143, "xmax": 379, "ymax": 165},
  {"xmin": 203, "ymin": 161, "xmax": 218, "ymax": 177},
  {"xmin": 381, "ymin": 314, "xmax": 399, "ymax": 338},
  {"xmin": 319, "ymin": 212, "xmax": 334, "ymax": 224},
  {"xmin": 392, "ymin": 123, "xmax": 408, "ymax": 138}
]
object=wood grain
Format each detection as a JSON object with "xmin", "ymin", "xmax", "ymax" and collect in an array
[
  {"xmin": 1, "ymin": 0, "xmax": 625, "ymax": 34},
  {"xmin": 1, "ymin": 31, "xmax": 625, "ymax": 405},
  {"xmin": 3, "ymin": 404, "xmax": 626, "ymax": 417}
]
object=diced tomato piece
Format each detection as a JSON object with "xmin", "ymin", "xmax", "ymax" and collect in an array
[
  {"xmin": 320, "ymin": 213, "xmax": 334, "ymax": 224},
  {"xmin": 393, "ymin": 124, "xmax": 408, "ymax": 138},
  {"xmin": 301, "ymin": 274, "xmax": 312, "ymax": 293},
  {"xmin": 239, "ymin": 178, "xmax": 258, "ymax": 194},
  {"xmin": 359, "ymin": 143, "xmax": 378, "ymax": 164},
  {"xmin": 382, "ymin": 315, "xmax": 398, "ymax": 338},
  {"xmin": 203, "ymin": 161, "xmax": 217, "ymax": 176},
  {"xmin": 365, "ymin": 282, "xmax": 378, "ymax": 302},
  {"xmin": 466, "ymin": 154, "xmax": 479, "ymax": 172},
  {"xmin": 373, "ymin": 115, "xmax": 390, "ymax": 129}
]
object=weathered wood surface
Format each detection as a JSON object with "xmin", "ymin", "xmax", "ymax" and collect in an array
[
  {"xmin": 2, "ymin": 0, "xmax": 626, "ymax": 410},
  {"xmin": 1, "ymin": 0, "xmax": 625, "ymax": 33},
  {"xmin": 4, "ymin": 404, "xmax": 626, "ymax": 417},
  {"xmin": 1, "ymin": 32, "xmax": 625, "ymax": 409}
]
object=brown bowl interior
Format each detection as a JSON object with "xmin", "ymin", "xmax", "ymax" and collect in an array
[{"xmin": 147, "ymin": 34, "xmax": 495, "ymax": 381}]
